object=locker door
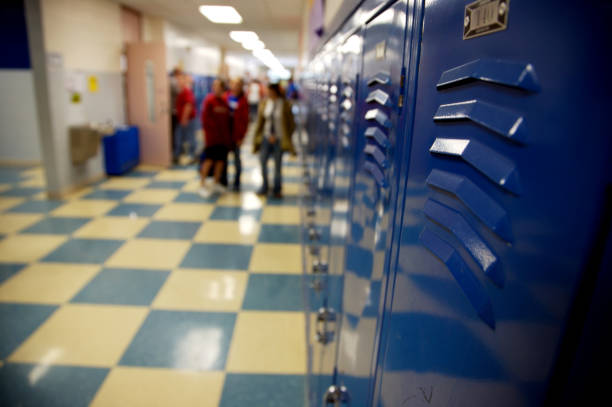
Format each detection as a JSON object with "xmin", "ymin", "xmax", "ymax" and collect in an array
[
  {"xmin": 373, "ymin": 1, "xmax": 612, "ymax": 406},
  {"xmin": 305, "ymin": 48, "xmax": 342, "ymax": 407},
  {"xmin": 327, "ymin": 1, "xmax": 410, "ymax": 405},
  {"xmin": 306, "ymin": 33, "xmax": 365, "ymax": 406}
]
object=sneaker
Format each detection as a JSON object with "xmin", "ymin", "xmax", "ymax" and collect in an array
[
  {"xmin": 256, "ymin": 188, "xmax": 268, "ymax": 196},
  {"xmin": 212, "ymin": 183, "xmax": 227, "ymax": 194},
  {"xmin": 273, "ymin": 191, "xmax": 283, "ymax": 199},
  {"xmin": 198, "ymin": 186, "xmax": 212, "ymax": 198}
]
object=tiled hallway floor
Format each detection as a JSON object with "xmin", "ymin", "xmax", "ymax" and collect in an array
[{"xmin": 0, "ymin": 153, "xmax": 307, "ymax": 406}]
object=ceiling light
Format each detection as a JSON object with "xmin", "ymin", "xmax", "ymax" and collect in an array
[
  {"xmin": 229, "ymin": 31, "xmax": 258, "ymax": 43},
  {"xmin": 242, "ymin": 39, "xmax": 265, "ymax": 50},
  {"xmin": 199, "ymin": 5, "xmax": 243, "ymax": 24}
]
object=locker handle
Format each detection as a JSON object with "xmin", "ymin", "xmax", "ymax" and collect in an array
[
  {"xmin": 436, "ymin": 58, "xmax": 540, "ymax": 92},
  {"xmin": 364, "ymin": 144, "xmax": 389, "ymax": 169},
  {"xmin": 365, "ymin": 89, "xmax": 391, "ymax": 107},
  {"xmin": 423, "ymin": 199, "xmax": 503, "ymax": 287},
  {"xmin": 365, "ymin": 109, "xmax": 391, "ymax": 128},
  {"xmin": 367, "ymin": 72, "xmax": 390, "ymax": 86},
  {"xmin": 364, "ymin": 161, "xmax": 388, "ymax": 188},
  {"xmin": 426, "ymin": 169, "xmax": 512, "ymax": 242},
  {"xmin": 433, "ymin": 100, "xmax": 527, "ymax": 143},
  {"xmin": 419, "ymin": 226, "xmax": 495, "ymax": 329},
  {"xmin": 365, "ymin": 127, "xmax": 391, "ymax": 148},
  {"xmin": 341, "ymin": 98, "xmax": 353, "ymax": 111},
  {"xmin": 429, "ymin": 138, "xmax": 522, "ymax": 195}
]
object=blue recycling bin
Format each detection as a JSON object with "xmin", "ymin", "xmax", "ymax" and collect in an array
[{"xmin": 102, "ymin": 126, "xmax": 139, "ymax": 175}]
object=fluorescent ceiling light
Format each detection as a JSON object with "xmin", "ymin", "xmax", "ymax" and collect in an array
[
  {"xmin": 253, "ymin": 48, "xmax": 287, "ymax": 73},
  {"xmin": 199, "ymin": 5, "xmax": 243, "ymax": 24},
  {"xmin": 229, "ymin": 31, "xmax": 258, "ymax": 43},
  {"xmin": 242, "ymin": 39, "xmax": 265, "ymax": 50}
]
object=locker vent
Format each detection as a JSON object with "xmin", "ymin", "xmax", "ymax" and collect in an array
[
  {"xmin": 419, "ymin": 58, "xmax": 540, "ymax": 329},
  {"xmin": 364, "ymin": 71, "xmax": 392, "ymax": 188}
]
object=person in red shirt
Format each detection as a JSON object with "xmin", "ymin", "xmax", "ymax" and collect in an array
[
  {"xmin": 173, "ymin": 74, "xmax": 197, "ymax": 163},
  {"xmin": 223, "ymin": 78, "xmax": 249, "ymax": 190},
  {"xmin": 199, "ymin": 79, "xmax": 231, "ymax": 198}
]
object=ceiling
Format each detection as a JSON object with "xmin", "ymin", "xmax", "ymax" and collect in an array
[{"xmin": 116, "ymin": 0, "xmax": 305, "ymax": 56}]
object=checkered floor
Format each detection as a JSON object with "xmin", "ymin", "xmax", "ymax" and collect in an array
[{"xmin": 0, "ymin": 152, "xmax": 308, "ymax": 406}]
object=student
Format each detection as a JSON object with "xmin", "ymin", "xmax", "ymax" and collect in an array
[
  {"xmin": 173, "ymin": 74, "xmax": 197, "ymax": 163},
  {"xmin": 253, "ymin": 83, "xmax": 296, "ymax": 198},
  {"xmin": 247, "ymin": 79, "xmax": 262, "ymax": 121},
  {"xmin": 224, "ymin": 78, "xmax": 249, "ymax": 190},
  {"xmin": 199, "ymin": 79, "xmax": 231, "ymax": 198}
]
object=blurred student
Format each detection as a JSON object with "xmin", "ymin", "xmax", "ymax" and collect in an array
[
  {"xmin": 224, "ymin": 78, "xmax": 249, "ymax": 190},
  {"xmin": 169, "ymin": 68, "xmax": 182, "ymax": 157},
  {"xmin": 253, "ymin": 83, "xmax": 296, "ymax": 198},
  {"xmin": 173, "ymin": 74, "xmax": 197, "ymax": 163},
  {"xmin": 286, "ymin": 77, "xmax": 300, "ymax": 101},
  {"xmin": 247, "ymin": 79, "xmax": 262, "ymax": 120},
  {"xmin": 199, "ymin": 79, "xmax": 231, "ymax": 198}
]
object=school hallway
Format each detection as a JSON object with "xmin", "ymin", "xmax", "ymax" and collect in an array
[{"xmin": 0, "ymin": 146, "xmax": 309, "ymax": 406}]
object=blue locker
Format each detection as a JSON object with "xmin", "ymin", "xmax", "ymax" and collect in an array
[{"xmin": 372, "ymin": 0, "xmax": 612, "ymax": 406}]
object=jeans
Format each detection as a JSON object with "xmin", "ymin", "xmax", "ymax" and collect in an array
[
  {"xmin": 260, "ymin": 138, "xmax": 282, "ymax": 193},
  {"xmin": 173, "ymin": 120, "xmax": 195, "ymax": 159},
  {"xmin": 231, "ymin": 145, "xmax": 242, "ymax": 187},
  {"xmin": 221, "ymin": 145, "xmax": 241, "ymax": 187}
]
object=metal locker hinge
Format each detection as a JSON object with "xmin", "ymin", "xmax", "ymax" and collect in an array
[
  {"xmin": 324, "ymin": 385, "xmax": 350, "ymax": 405},
  {"xmin": 309, "ymin": 227, "xmax": 321, "ymax": 241},
  {"xmin": 312, "ymin": 259, "xmax": 328, "ymax": 274},
  {"xmin": 315, "ymin": 307, "xmax": 336, "ymax": 344}
]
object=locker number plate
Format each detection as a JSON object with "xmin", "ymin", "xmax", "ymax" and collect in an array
[{"xmin": 464, "ymin": 0, "xmax": 509, "ymax": 39}]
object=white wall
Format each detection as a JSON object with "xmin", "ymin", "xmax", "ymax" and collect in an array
[
  {"xmin": 164, "ymin": 22, "xmax": 221, "ymax": 76},
  {"xmin": 0, "ymin": 70, "xmax": 42, "ymax": 162},
  {"xmin": 42, "ymin": 0, "xmax": 122, "ymax": 72},
  {"xmin": 37, "ymin": 0, "xmax": 126, "ymax": 194}
]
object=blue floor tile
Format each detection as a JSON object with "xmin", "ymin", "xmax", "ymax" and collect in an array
[
  {"xmin": 219, "ymin": 374, "xmax": 305, "ymax": 407},
  {"xmin": 42, "ymin": 239, "xmax": 123, "ymax": 264},
  {"xmin": 266, "ymin": 195, "xmax": 300, "ymax": 206},
  {"xmin": 0, "ymin": 168, "xmax": 27, "ymax": 183},
  {"xmin": 242, "ymin": 274, "xmax": 303, "ymax": 311},
  {"xmin": 147, "ymin": 180, "xmax": 186, "ymax": 189},
  {"xmin": 71, "ymin": 268, "xmax": 169, "ymax": 306},
  {"xmin": 21, "ymin": 217, "xmax": 90, "ymax": 235},
  {"xmin": 0, "ymin": 303, "xmax": 57, "ymax": 359},
  {"xmin": 119, "ymin": 310, "xmax": 236, "ymax": 370},
  {"xmin": 138, "ymin": 220, "xmax": 201, "ymax": 240},
  {"xmin": 0, "ymin": 187, "xmax": 43, "ymax": 197},
  {"xmin": 258, "ymin": 224, "xmax": 301, "ymax": 244},
  {"xmin": 180, "ymin": 243, "xmax": 253, "ymax": 270},
  {"xmin": 0, "ymin": 263, "xmax": 26, "ymax": 285},
  {"xmin": 174, "ymin": 192, "xmax": 218, "ymax": 204},
  {"xmin": 82, "ymin": 189, "xmax": 131, "ymax": 200},
  {"xmin": 0, "ymin": 363, "xmax": 108, "ymax": 407},
  {"xmin": 209, "ymin": 206, "xmax": 261, "ymax": 221},
  {"xmin": 7, "ymin": 200, "xmax": 64, "ymax": 213},
  {"xmin": 107, "ymin": 203, "xmax": 162, "ymax": 217},
  {"xmin": 125, "ymin": 170, "xmax": 158, "ymax": 178}
]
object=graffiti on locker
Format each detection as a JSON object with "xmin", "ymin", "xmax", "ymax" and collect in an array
[{"xmin": 421, "ymin": 58, "xmax": 540, "ymax": 328}]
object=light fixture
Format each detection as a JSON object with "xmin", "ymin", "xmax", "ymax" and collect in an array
[
  {"xmin": 252, "ymin": 48, "xmax": 287, "ymax": 73},
  {"xmin": 229, "ymin": 31, "xmax": 258, "ymax": 43},
  {"xmin": 199, "ymin": 5, "xmax": 243, "ymax": 24},
  {"xmin": 242, "ymin": 39, "xmax": 265, "ymax": 50}
]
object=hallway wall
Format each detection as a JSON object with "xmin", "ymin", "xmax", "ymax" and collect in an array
[{"xmin": 38, "ymin": 0, "xmax": 126, "ymax": 193}]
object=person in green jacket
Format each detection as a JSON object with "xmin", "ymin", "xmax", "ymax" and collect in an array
[{"xmin": 253, "ymin": 83, "xmax": 296, "ymax": 198}]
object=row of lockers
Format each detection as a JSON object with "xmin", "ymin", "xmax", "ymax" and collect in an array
[{"xmin": 298, "ymin": 0, "xmax": 611, "ymax": 406}]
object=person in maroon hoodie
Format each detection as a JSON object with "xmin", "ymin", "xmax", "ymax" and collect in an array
[
  {"xmin": 173, "ymin": 73, "xmax": 197, "ymax": 163},
  {"xmin": 199, "ymin": 79, "xmax": 231, "ymax": 198},
  {"xmin": 224, "ymin": 78, "xmax": 249, "ymax": 190}
]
